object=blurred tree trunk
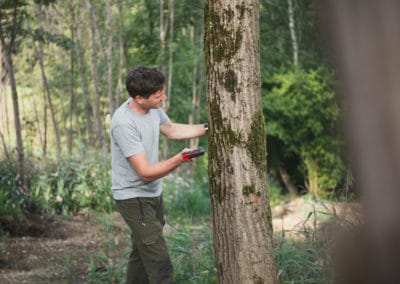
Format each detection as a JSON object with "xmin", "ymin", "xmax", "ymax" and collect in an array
[
  {"xmin": 106, "ymin": 0, "xmax": 115, "ymax": 115},
  {"xmin": 115, "ymin": 0, "xmax": 125, "ymax": 107},
  {"xmin": 35, "ymin": 40, "xmax": 62, "ymax": 160},
  {"xmin": 73, "ymin": 1, "xmax": 94, "ymax": 146},
  {"xmin": 205, "ymin": 0, "xmax": 278, "ymax": 283},
  {"xmin": 319, "ymin": 1, "xmax": 400, "ymax": 283},
  {"xmin": 0, "ymin": 7, "xmax": 25, "ymax": 186},
  {"xmin": 88, "ymin": 0, "xmax": 105, "ymax": 150},
  {"xmin": 278, "ymin": 165, "xmax": 298, "ymax": 196},
  {"xmin": 159, "ymin": 0, "xmax": 167, "ymax": 73},
  {"xmin": 67, "ymin": 0, "xmax": 76, "ymax": 155},
  {"xmin": 188, "ymin": 25, "xmax": 202, "ymax": 150},
  {"xmin": 287, "ymin": 0, "xmax": 298, "ymax": 66},
  {"xmin": 165, "ymin": 0, "xmax": 174, "ymax": 111}
]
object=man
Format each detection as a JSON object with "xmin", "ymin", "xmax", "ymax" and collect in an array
[{"xmin": 110, "ymin": 66, "xmax": 207, "ymax": 283}]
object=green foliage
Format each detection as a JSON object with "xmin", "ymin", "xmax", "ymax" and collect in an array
[
  {"xmin": 30, "ymin": 155, "xmax": 113, "ymax": 215},
  {"xmin": 167, "ymin": 222, "xmax": 216, "ymax": 283},
  {"xmin": 263, "ymin": 68, "xmax": 345, "ymax": 196},
  {"xmin": 260, "ymin": 0, "xmax": 324, "ymax": 75},
  {"xmin": 0, "ymin": 155, "xmax": 40, "ymax": 218},
  {"xmin": 0, "ymin": 154, "xmax": 113, "ymax": 219},
  {"xmin": 275, "ymin": 236, "xmax": 329, "ymax": 283},
  {"xmin": 163, "ymin": 171, "xmax": 211, "ymax": 220}
]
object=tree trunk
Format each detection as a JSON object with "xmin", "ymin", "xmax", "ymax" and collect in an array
[
  {"xmin": 0, "ymin": 16, "xmax": 25, "ymax": 186},
  {"xmin": 106, "ymin": 0, "xmax": 116, "ymax": 115},
  {"xmin": 159, "ymin": 0, "xmax": 167, "ymax": 73},
  {"xmin": 319, "ymin": 1, "xmax": 400, "ymax": 283},
  {"xmin": 188, "ymin": 25, "xmax": 202, "ymax": 150},
  {"xmin": 165, "ymin": 0, "xmax": 174, "ymax": 111},
  {"xmin": 278, "ymin": 165, "xmax": 298, "ymax": 196},
  {"xmin": 74, "ymin": 1, "xmax": 94, "ymax": 146},
  {"xmin": 205, "ymin": 1, "xmax": 278, "ymax": 283},
  {"xmin": 35, "ymin": 41, "xmax": 62, "ymax": 160},
  {"xmin": 116, "ymin": 0, "xmax": 125, "ymax": 107},
  {"xmin": 67, "ymin": 0, "xmax": 76, "ymax": 155},
  {"xmin": 88, "ymin": 0, "xmax": 105, "ymax": 150},
  {"xmin": 287, "ymin": 0, "xmax": 298, "ymax": 66}
]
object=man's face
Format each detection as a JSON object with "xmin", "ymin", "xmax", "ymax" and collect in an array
[{"xmin": 137, "ymin": 86, "xmax": 167, "ymax": 110}]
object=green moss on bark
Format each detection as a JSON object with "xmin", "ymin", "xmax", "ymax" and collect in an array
[
  {"xmin": 246, "ymin": 111, "xmax": 267, "ymax": 173},
  {"xmin": 204, "ymin": 5, "xmax": 244, "ymax": 63},
  {"xmin": 242, "ymin": 185, "xmax": 255, "ymax": 196}
]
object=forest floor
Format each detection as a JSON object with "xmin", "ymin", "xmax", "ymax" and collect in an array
[{"xmin": 0, "ymin": 197, "xmax": 362, "ymax": 283}]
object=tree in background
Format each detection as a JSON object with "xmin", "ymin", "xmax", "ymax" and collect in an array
[
  {"xmin": 259, "ymin": 0, "xmax": 345, "ymax": 196},
  {"xmin": 205, "ymin": 0, "xmax": 278, "ymax": 282},
  {"xmin": 263, "ymin": 68, "xmax": 344, "ymax": 197},
  {"xmin": 0, "ymin": 0, "xmax": 27, "ymax": 187}
]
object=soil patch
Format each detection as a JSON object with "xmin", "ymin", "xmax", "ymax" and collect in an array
[{"xmin": 0, "ymin": 212, "xmax": 128, "ymax": 284}]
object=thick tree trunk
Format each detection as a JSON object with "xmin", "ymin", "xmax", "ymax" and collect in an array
[
  {"xmin": 205, "ymin": 1, "xmax": 278, "ymax": 283},
  {"xmin": 319, "ymin": 1, "xmax": 400, "ymax": 283}
]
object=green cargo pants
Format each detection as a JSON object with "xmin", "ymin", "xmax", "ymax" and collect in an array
[{"xmin": 116, "ymin": 195, "xmax": 173, "ymax": 284}]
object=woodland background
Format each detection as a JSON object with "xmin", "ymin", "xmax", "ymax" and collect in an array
[{"xmin": 0, "ymin": 0, "xmax": 352, "ymax": 283}]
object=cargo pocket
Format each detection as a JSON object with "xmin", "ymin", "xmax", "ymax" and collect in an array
[{"xmin": 137, "ymin": 198, "xmax": 163, "ymax": 246}]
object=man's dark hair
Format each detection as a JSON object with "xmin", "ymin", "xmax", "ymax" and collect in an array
[{"xmin": 125, "ymin": 66, "xmax": 165, "ymax": 99}]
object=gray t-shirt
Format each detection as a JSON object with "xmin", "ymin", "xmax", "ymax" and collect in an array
[{"xmin": 110, "ymin": 99, "xmax": 169, "ymax": 200}]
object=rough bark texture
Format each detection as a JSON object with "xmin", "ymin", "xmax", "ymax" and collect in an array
[
  {"xmin": 319, "ymin": 1, "xmax": 400, "ymax": 283},
  {"xmin": 205, "ymin": 1, "xmax": 278, "ymax": 283}
]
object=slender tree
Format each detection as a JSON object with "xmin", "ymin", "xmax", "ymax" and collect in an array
[
  {"xmin": 287, "ymin": 0, "xmax": 298, "ymax": 66},
  {"xmin": 73, "ymin": 1, "xmax": 94, "ymax": 146},
  {"xmin": 0, "ymin": 1, "xmax": 25, "ymax": 186},
  {"xmin": 34, "ymin": 6, "xmax": 62, "ymax": 160},
  {"xmin": 205, "ymin": 0, "xmax": 278, "ymax": 283},
  {"xmin": 88, "ymin": 0, "xmax": 105, "ymax": 150},
  {"xmin": 106, "ymin": 0, "xmax": 115, "ymax": 115}
]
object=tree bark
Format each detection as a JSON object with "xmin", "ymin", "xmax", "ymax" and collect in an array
[
  {"xmin": 319, "ymin": 1, "xmax": 400, "ymax": 283},
  {"xmin": 205, "ymin": 1, "xmax": 278, "ymax": 283}
]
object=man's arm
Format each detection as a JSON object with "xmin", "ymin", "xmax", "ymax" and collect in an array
[
  {"xmin": 160, "ymin": 120, "xmax": 207, "ymax": 140},
  {"xmin": 128, "ymin": 150, "xmax": 188, "ymax": 182}
]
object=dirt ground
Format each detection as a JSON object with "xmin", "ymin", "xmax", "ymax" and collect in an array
[{"xmin": 0, "ymin": 198, "xmax": 361, "ymax": 283}]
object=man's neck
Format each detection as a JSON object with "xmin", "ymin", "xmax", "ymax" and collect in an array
[{"xmin": 128, "ymin": 99, "xmax": 149, "ymax": 115}]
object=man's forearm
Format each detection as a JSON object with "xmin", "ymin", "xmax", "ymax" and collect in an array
[
  {"xmin": 161, "ymin": 123, "xmax": 207, "ymax": 140},
  {"xmin": 128, "ymin": 152, "xmax": 183, "ymax": 182}
]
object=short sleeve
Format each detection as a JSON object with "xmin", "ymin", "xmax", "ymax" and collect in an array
[
  {"xmin": 112, "ymin": 124, "xmax": 144, "ymax": 158},
  {"xmin": 158, "ymin": 108, "xmax": 169, "ymax": 125}
]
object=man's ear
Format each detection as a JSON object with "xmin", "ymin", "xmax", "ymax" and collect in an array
[{"xmin": 135, "ymin": 96, "xmax": 144, "ymax": 103}]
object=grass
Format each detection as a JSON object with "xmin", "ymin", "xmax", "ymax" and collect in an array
[{"xmin": 0, "ymin": 155, "xmax": 358, "ymax": 283}]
